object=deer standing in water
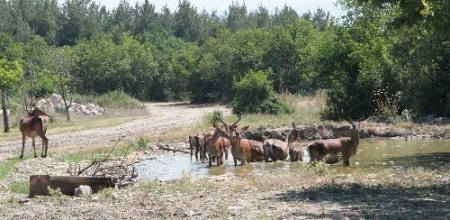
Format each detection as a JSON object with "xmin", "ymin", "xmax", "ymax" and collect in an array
[
  {"xmin": 306, "ymin": 121, "xmax": 360, "ymax": 166},
  {"xmin": 263, "ymin": 136, "xmax": 288, "ymax": 162},
  {"xmin": 19, "ymin": 108, "xmax": 50, "ymax": 159},
  {"xmin": 287, "ymin": 123, "xmax": 303, "ymax": 162}
]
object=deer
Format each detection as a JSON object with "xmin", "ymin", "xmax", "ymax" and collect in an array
[
  {"xmin": 205, "ymin": 121, "xmax": 237, "ymax": 166},
  {"xmin": 189, "ymin": 132, "xmax": 208, "ymax": 161},
  {"xmin": 203, "ymin": 131, "xmax": 231, "ymax": 162},
  {"xmin": 214, "ymin": 116, "xmax": 266, "ymax": 166},
  {"xmin": 305, "ymin": 120, "xmax": 360, "ymax": 166},
  {"xmin": 262, "ymin": 136, "xmax": 288, "ymax": 162},
  {"xmin": 250, "ymin": 140, "xmax": 265, "ymax": 162},
  {"xmin": 287, "ymin": 123, "xmax": 304, "ymax": 162},
  {"xmin": 19, "ymin": 108, "xmax": 50, "ymax": 159}
]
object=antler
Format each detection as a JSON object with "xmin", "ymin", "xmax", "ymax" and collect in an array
[
  {"xmin": 346, "ymin": 118, "xmax": 357, "ymax": 130},
  {"xmin": 230, "ymin": 115, "xmax": 243, "ymax": 129}
]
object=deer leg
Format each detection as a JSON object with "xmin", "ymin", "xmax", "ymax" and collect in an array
[
  {"xmin": 41, "ymin": 136, "xmax": 48, "ymax": 158},
  {"xmin": 20, "ymin": 135, "xmax": 26, "ymax": 159},
  {"xmin": 189, "ymin": 136, "xmax": 193, "ymax": 160},
  {"xmin": 234, "ymin": 159, "xmax": 237, "ymax": 166},
  {"xmin": 32, "ymin": 138, "xmax": 37, "ymax": 158},
  {"xmin": 195, "ymin": 144, "xmax": 199, "ymax": 161},
  {"xmin": 208, "ymin": 153, "xmax": 212, "ymax": 167},
  {"xmin": 343, "ymin": 152, "xmax": 350, "ymax": 166}
]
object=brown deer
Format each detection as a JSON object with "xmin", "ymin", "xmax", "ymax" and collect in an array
[
  {"xmin": 306, "ymin": 121, "xmax": 360, "ymax": 166},
  {"xmin": 287, "ymin": 123, "xmax": 303, "ymax": 162},
  {"xmin": 19, "ymin": 108, "xmax": 50, "ymax": 159},
  {"xmin": 216, "ymin": 117, "xmax": 267, "ymax": 166},
  {"xmin": 263, "ymin": 136, "xmax": 288, "ymax": 162},
  {"xmin": 250, "ymin": 140, "xmax": 265, "ymax": 162},
  {"xmin": 189, "ymin": 132, "xmax": 209, "ymax": 161},
  {"xmin": 205, "ymin": 121, "xmax": 237, "ymax": 166}
]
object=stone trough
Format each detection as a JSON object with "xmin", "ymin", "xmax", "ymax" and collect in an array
[{"xmin": 29, "ymin": 175, "xmax": 116, "ymax": 197}]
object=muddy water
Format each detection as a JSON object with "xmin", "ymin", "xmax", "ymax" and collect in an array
[{"xmin": 133, "ymin": 138, "xmax": 450, "ymax": 181}]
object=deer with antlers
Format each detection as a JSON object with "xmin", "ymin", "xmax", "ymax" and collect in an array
[
  {"xmin": 19, "ymin": 108, "xmax": 50, "ymax": 159},
  {"xmin": 305, "ymin": 120, "xmax": 360, "ymax": 166},
  {"xmin": 211, "ymin": 116, "xmax": 266, "ymax": 166}
]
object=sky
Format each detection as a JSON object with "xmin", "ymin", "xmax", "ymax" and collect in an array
[{"xmin": 92, "ymin": 0, "xmax": 346, "ymax": 17}]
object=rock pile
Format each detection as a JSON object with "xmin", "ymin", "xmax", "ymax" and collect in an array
[{"xmin": 37, "ymin": 94, "xmax": 107, "ymax": 116}]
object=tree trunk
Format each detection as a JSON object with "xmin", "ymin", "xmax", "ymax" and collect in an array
[
  {"xmin": 1, "ymin": 90, "xmax": 10, "ymax": 133},
  {"xmin": 60, "ymin": 78, "xmax": 71, "ymax": 121}
]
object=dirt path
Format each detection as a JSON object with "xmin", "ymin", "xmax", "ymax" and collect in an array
[{"xmin": 0, "ymin": 102, "xmax": 229, "ymax": 161}]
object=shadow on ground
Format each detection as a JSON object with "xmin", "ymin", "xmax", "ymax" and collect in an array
[{"xmin": 272, "ymin": 180, "xmax": 450, "ymax": 219}]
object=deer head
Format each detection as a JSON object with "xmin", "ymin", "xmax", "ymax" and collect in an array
[
  {"xmin": 28, "ymin": 108, "xmax": 48, "ymax": 117},
  {"xmin": 287, "ymin": 122, "xmax": 300, "ymax": 146},
  {"xmin": 213, "ymin": 115, "xmax": 247, "ymax": 143}
]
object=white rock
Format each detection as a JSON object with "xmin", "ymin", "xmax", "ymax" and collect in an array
[
  {"xmin": 74, "ymin": 185, "xmax": 92, "ymax": 197},
  {"xmin": 50, "ymin": 94, "xmax": 62, "ymax": 105}
]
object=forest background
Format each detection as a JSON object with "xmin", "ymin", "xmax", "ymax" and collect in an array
[{"xmin": 0, "ymin": 0, "xmax": 448, "ymax": 123}]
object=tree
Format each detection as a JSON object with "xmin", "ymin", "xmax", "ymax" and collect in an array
[
  {"xmin": 272, "ymin": 5, "xmax": 299, "ymax": 27},
  {"xmin": 48, "ymin": 46, "xmax": 74, "ymax": 121},
  {"xmin": 133, "ymin": 0, "xmax": 158, "ymax": 35},
  {"xmin": 0, "ymin": 34, "xmax": 23, "ymax": 132},
  {"xmin": 174, "ymin": 0, "xmax": 200, "ymax": 42},
  {"xmin": 250, "ymin": 5, "xmax": 271, "ymax": 28},
  {"xmin": 226, "ymin": 2, "xmax": 251, "ymax": 31}
]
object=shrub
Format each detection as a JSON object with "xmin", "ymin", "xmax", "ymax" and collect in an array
[{"xmin": 232, "ymin": 70, "xmax": 291, "ymax": 115}]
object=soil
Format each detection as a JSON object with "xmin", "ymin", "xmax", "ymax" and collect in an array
[{"xmin": 0, "ymin": 102, "xmax": 449, "ymax": 219}]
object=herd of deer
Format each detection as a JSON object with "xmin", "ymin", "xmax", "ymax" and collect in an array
[
  {"xmin": 189, "ymin": 117, "xmax": 360, "ymax": 167},
  {"xmin": 16, "ymin": 107, "xmax": 359, "ymax": 168}
]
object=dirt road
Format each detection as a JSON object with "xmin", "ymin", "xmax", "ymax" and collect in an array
[{"xmin": 0, "ymin": 102, "xmax": 228, "ymax": 161}]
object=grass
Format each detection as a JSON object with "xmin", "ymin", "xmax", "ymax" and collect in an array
[
  {"xmin": 0, "ymin": 158, "xmax": 22, "ymax": 180},
  {"xmin": 8, "ymin": 181, "xmax": 28, "ymax": 194}
]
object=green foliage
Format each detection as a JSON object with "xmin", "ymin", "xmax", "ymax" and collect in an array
[
  {"xmin": 232, "ymin": 70, "xmax": 290, "ymax": 115},
  {"xmin": 0, "ymin": 59, "xmax": 22, "ymax": 90},
  {"xmin": 0, "ymin": 0, "xmax": 448, "ymax": 119},
  {"xmin": 0, "ymin": 34, "xmax": 23, "ymax": 90}
]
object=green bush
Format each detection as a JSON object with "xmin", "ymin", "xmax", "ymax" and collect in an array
[{"xmin": 232, "ymin": 70, "xmax": 290, "ymax": 115}]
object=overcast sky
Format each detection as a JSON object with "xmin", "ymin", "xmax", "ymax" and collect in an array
[{"xmin": 91, "ymin": 0, "xmax": 345, "ymax": 17}]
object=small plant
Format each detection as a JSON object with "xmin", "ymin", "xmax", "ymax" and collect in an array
[
  {"xmin": 136, "ymin": 137, "xmax": 149, "ymax": 149},
  {"xmin": 372, "ymin": 89, "xmax": 400, "ymax": 119},
  {"xmin": 98, "ymin": 187, "xmax": 117, "ymax": 200},
  {"xmin": 210, "ymin": 110, "xmax": 224, "ymax": 125},
  {"xmin": 400, "ymin": 109, "xmax": 414, "ymax": 122},
  {"xmin": 303, "ymin": 160, "xmax": 330, "ymax": 175},
  {"xmin": 49, "ymin": 187, "xmax": 64, "ymax": 197}
]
